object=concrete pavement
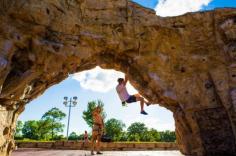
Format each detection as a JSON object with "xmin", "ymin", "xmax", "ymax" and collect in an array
[{"xmin": 12, "ymin": 148, "xmax": 184, "ymax": 156}]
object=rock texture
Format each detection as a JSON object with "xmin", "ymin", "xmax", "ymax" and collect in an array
[{"xmin": 0, "ymin": 0, "xmax": 236, "ymax": 155}]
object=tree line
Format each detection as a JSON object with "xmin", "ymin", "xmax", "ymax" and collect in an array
[
  {"xmin": 15, "ymin": 107, "xmax": 66, "ymax": 140},
  {"xmin": 15, "ymin": 100, "xmax": 176, "ymax": 142}
]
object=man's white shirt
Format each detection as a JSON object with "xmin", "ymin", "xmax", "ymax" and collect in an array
[{"xmin": 116, "ymin": 84, "xmax": 130, "ymax": 102}]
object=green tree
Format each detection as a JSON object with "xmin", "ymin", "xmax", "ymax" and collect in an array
[
  {"xmin": 148, "ymin": 128, "xmax": 161, "ymax": 142},
  {"xmin": 119, "ymin": 132, "xmax": 128, "ymax": 141},
  {"xmin": 127, "ymin": 122, "xmax": 148, "ymax": 135},
  {"xmin": 127, "ymin": 122, "xmax": 148, "ymax": 142},
  {"xmin": 140, "ymin": 131, "xmax": 155, "ymax": 142},
  {"xmin": 160, "ymin": 130, "xmax": 176, "ymax": 142},
  {"xmin": 105, "ymin": 118, "xmax": 125, "ymax": 141},
  {"xmin": 42, "ymin": 107, "xmax": 66, "ymax": 140},
  {"xmin": 22, "ymin": 120, "xmax": 40, "ymax": 140},
  {"xmin": 78, "ymin": 134, "xmax": 85, "ymax": 140},
  {"xmin": 128, "ymin": 133, "xmax": 141, "ymax": 142},
  {"xmin": 54, "ymin": 135, "xmax": 65, "ymax": 141},
  {"xmin": 14, "ymin": 120, "xmax": 24, "ymax": 140},
  {"xmin": 83, "ymin": 100, "xmax": 106, "ymax": 128},
  {"xmin": 22, "ymin": 120, "xmax": 52, "ymax": 140},
  {"xmin": 37, "ymin": 119, "xmax": 52, "ymax": 140},
  {"xmin": 68, "ymin": 132, "xmax": 79, "ymax": 140}
]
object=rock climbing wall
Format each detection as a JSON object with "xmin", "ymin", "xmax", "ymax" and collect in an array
[{"xmin": 0, "ymin": 0, "xmax": 236, "ymax": 155}]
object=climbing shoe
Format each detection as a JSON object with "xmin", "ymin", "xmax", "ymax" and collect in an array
[
  {"xmin": 97, "ymin": 151, "xmax": 103, "ymax": 155},
  {"xmin": 122, "ymin": 101, "xmax": 127, "ymax": 107},
  {"xmin": 141, "ymin": 111, "xmax": 148, "ymax": 115},
  {"xmin": 146, "ymin": 102, "xmax": 151, "ymax": 106}
]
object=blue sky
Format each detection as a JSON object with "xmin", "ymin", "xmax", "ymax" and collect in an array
[
  {"xmin": 132, "ymin": 0, "xmax": 158, "ymax": 8},
  {"xmin": 19, "ymin": 0, "xmax": 236, "ymax": 136},
  {"xmin": 133, "ymin": 0, "xmax": 236, "ymax": 9},
  {"xmin": 133, "ymin": 0, "xmax": 236, "ymax": 17}
]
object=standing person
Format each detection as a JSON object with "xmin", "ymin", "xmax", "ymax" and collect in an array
[
  {"xmin": 116, "ymin": 75, "xmax": 150, "ymax": 115},
  {"xmin": 91, "ymin": 107, "xmax": 104, "ymax": 155},
  {"xmin": 82, "ymin": 130, "xmax": 89, "ymax": 149},
  {"xmin": 84, "ymin": 130, "xmax": 89, "ymax": 143}
]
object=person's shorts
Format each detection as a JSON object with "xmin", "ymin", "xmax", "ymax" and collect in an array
[
  {"xmin": 126, "ymin": 95, "xmax": 137, "ymax": 103},
  {"xmin": 92, "ymin": 124, "xmax": 102, "ymax": 136}
]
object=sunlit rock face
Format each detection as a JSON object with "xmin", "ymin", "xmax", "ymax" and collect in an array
[{"xmin": 0, "ymin": 0, "xmax": 236, "ymax": 155}]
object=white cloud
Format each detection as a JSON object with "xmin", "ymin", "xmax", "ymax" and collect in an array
[
  {"xmin": 71, "ymin": 66, "xmax": 138, "ymax": 93},
  {"xmin": 155, "ymin": 0, "xmax": 212, "ymax": 17}
]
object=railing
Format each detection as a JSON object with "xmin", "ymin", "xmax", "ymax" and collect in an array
[{"xmin": 15, "ymin": 141, "xmax": 178, "ymax": 151}]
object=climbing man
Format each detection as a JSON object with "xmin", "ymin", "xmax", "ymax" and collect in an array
[
  {"xmin": 116, "ymin": 75, "xmax": 150, "ymax": 115},
  {"xmin": 91, "ymin": 106, "xmax": 104, "ymax": 155}
]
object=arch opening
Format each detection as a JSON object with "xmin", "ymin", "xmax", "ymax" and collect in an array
[
  {"xmin": 13, "ymin": 67, "xmax": 177, "ymax": 153},
  {"xmin": 0, "ymin": 0, "xmax": 236, "ymax": 156}
]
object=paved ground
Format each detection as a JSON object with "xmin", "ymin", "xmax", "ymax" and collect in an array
[{"xmin": 12, "ymin": 149, "xmax": 184, "ymax": 156}]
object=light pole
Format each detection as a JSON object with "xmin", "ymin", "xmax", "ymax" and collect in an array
[{"xmin": 63, "ymin": 96, "xmax": 78, "ymax": 140}]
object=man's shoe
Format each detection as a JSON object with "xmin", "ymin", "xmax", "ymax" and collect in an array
[
  {"xmin": 141, "ymin": 111, "xmax": 148, "ymax": 115},
  {"xmin": 97, "ymin": 151, "xmax": 103, "ymax": 155},
  {"xmin": 91, "ymin": 151, "xmax": 95, "ymax": 155},
  {"xmin": 146, "ymin": 102, "xmax": 151, "ymax": 106}
]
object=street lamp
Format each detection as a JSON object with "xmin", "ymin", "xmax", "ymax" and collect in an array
[{"xmin": 63, "ymin": 96, "xmax": 78, "ymax": 140}]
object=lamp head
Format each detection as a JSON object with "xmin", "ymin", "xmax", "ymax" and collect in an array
[
  {"xmin": 63, "ymin": 101, "xmax": 68, "ymax": 106},
  {"xmin": 64, "ymin": 96, "xmax": 68, "ymax": 101},
  {"xmin": 73, "ymin": 96, "xmax": 78, "ymax": 101},
  {"xmin": 73, "ymin": 101, "xmax": 77, "ymax": 106}
]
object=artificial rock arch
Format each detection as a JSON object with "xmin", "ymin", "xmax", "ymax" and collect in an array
[{"xmin": 0, "ymin": 0, "xmax": 236, "ymax": 155}]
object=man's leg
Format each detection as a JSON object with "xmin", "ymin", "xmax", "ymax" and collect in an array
[
  {"xmin": 91, "ymin": 132, "xmax": 97, "ymax": 155},
  {"xmin": 96, "ymin": 135, "xmax": 102, "ymax": 154},
  {"xmin": 133, "ymin": 95, "xmax": 148, "ymax": 115},
  {"xmin": 91, "ymin": 139, "xmax": 95, "ymax": 154},
  {"xmin": 135, "ymin": 96, "xmax": 145, "ymax": 112},
  {"xmin": 134, "ymin": 94, "xmax": 150, "ymax": 105}
]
